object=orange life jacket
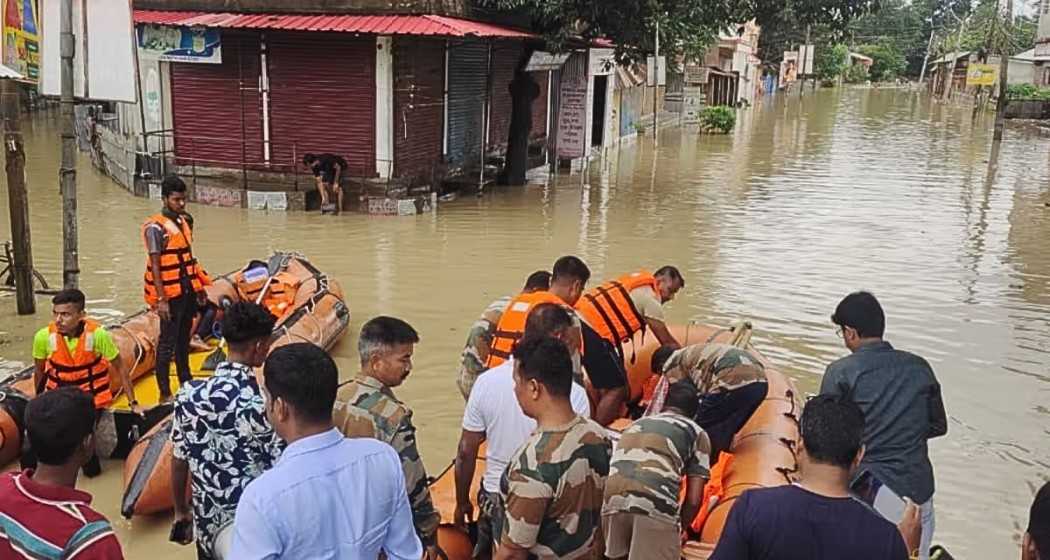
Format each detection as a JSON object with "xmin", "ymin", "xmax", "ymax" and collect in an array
[
  {"xmin": 142, "ymin": 213, "xmax": 210, "ymax": 306},
  {"xmin": 234, "ymin": 270, "xmax": 299, "ymax": 320},
  {"xmin": 486, "ymin": 291, "xmax": 569, "ymax": 368},
  {"xmin": 576, "ymin": 270, "xmax": 659, "ymax": 345},
  {"xmin": 44, "ymin": 320, "xmax": 113, "ymax": 409},
  {"xmin": 690, "ymin": 452, "xmax": 735, "ymax": 534}
]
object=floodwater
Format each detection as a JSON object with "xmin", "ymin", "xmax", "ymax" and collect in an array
[{"xmin": 1, "ymin": 87, "xmax": 1048, "ymax": 558}]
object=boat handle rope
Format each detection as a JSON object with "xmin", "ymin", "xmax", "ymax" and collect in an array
[
  {"xmin": 110, "ymin": 324, "xmax": 147, "ymax": 400},
  {"xmin": 776, "ymin": 465, "xmax": 799, "ymax": 484},
  {"xmin": 785, "ymin": 389, "xmax": 797, "ymax": 417}
]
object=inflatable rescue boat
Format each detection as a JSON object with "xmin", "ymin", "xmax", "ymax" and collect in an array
[
  {"xmin": 119, "ymin": 252, "xmax": 350, "ymax": 517},
  {"xmin": 428, "ymin": 323, "xmax": 802, "ymax": 559}
]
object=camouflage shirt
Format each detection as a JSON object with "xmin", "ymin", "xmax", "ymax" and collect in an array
[
  {"xmin": 332, "ymin": 374, "xmax": 439, "ymax": 546},
  {"xmin": 500, "ymin": 415, "xmax": 612, "ymax": 560},
  {"xmin": 664, "ymin": 343, "xmax": 767, "ymax": 395},
  {"xmin": 457, "ymin": 296, "xmax": 511, "ymax": 400},
  {"xmin": 602, "ymin": 412, "xmax": 712, "ymax": 525}
]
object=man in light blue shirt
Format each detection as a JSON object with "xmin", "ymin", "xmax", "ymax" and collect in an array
[{"xmin": 230, "ymin": 343, "xmax": 422, "ymax": 560}]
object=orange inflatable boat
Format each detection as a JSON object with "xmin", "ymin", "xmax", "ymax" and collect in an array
[
  {"xmin": 429, "ymin": 323, "xmax": 802, "ymax": 558},
  {"xmin": 120, "ymin": 253, "xmax": 350, "ymax": 518}
]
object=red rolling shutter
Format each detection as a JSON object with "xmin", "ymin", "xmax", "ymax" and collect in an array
[
  {"xmin": 171, "ymin": 31, "xmax": 264, "ymax": 169},
  {"xmin": 393, "ymin": 37, "xmax": 445, "ymax": 182},
  {"xmin": 267, "ymin": 32, "xmax": 375, "ymax": 176}
]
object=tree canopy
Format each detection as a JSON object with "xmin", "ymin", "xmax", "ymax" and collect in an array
[{"xmin": 476, "ymin": 0, "xmax": 880, "ymax": 64}]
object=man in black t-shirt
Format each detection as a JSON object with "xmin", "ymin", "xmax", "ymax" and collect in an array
[
  {"xmin": 303, "ymin": 153, "xmax": 348, "ymax": 214},
  {"xmin": 710, "ymin": 395, "xmax": 915, "ymax": 560}
]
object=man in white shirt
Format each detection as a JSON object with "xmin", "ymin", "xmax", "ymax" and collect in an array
[
  {"xmin": 230, "ymin": 343, "xmax": 421, "ymax": 560},
  {"xmin": 453, "ymin": 303, "xmax": 592, "ymax": 559}
]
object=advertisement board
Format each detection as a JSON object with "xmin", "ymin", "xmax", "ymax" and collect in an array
[
  {"xmin": 966, "ymin": 63, "xmax": 998, "ymax": 86},
  {"xmin": 3, "ymin": 0, "xmax": 39, "ymax": 82},
  {"xmin": 556, "ymin": 52, "xmax": 588, "ymax": 159},
  {"xmin": 138, "ymin": 24, "xmax": 221, "ymax": 64},
  {"xmin": 41, "ymin": 0, "xmax": 136, "ymax": 102}
]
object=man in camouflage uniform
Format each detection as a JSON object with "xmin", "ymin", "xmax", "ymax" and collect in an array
[
  {"xmin": 496, "ymin": 336, "xmax": 611, "ymax": 560},
  {"xmin": 651, "ymin": 342, "xmax": 768, "ymax": 462},
  {"xmin": 334, "ymin": 316, "xmax": 440, "ymax": 559},
  {"xmin": 602, "ymin": 380, "xmax": 711, "ymax": 560},
  {"xmin": 457, "ymin": 271, "xmax": 551, "ymax": 400}
]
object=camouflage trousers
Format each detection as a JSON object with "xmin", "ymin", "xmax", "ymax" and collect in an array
[{"xmin": 474, "ymin": 487, "xmax": 504, "ymax": 559}]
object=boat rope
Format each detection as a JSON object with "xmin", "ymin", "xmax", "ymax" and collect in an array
[{"xmin": 109, "ymin": 324, "xmax": 147, "ymax": 399}]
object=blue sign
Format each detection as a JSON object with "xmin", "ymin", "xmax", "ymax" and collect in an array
[{"xmin": 137, "ymin": 25, "xmax": 221, "ymax": 64}]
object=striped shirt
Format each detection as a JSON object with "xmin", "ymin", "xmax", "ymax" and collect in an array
[{"xmin": 0, "ymin": 471, "xmax": 124, "ymax": 559}]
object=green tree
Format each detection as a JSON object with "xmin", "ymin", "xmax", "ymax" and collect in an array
[
  {"xmin": 815, "ymin": 44, "xmax": 850, "ymax": 81},
  {"xmin": 857, "ymin": 42, "xmax": 908, "ymax": 81}
]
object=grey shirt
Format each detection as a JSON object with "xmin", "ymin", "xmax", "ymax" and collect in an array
[
  {"xmin": 145, "ymin": 213, "xmax": 193, "ymax": 255},
  {"xmin": 820, "ymin": 341, "xmax": 947, "ymax": 503}
]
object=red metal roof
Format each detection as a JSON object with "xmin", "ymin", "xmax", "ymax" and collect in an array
[{"xmin": 133, "ymin": 10, "xmax": 535, "ymax": 38}]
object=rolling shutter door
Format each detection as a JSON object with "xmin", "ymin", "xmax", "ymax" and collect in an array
[
  {"xmin": 446, "ymin": 40, "xmax": 488, "ymax": 169},
  {"xmin": 267, "ymin": 32, "xmax": 375, "ymax": 176},
  {"xmin": 394, "ymin": 37, "xmax": 445, "ymax": 181},
  {"xmin": 171, "ymin": 31, "xmax": 264, "ymax": 168}
]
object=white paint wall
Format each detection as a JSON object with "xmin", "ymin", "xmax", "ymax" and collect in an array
[{"xmin": 375, "ymin": 36, "xmax": 394, "ymax": 178}]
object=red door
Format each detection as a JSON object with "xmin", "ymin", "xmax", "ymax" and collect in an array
[
  {"xmin": 171, "ymin": 31, "xmax": 264, "ymax": 169},
  {"xmin": 267, "ymin": 32, "xmax": 376, "ymax": 177}
]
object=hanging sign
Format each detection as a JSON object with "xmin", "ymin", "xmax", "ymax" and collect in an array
[
  {"xmin": 138, "ymin": 24, "xmax": 221, "ymax": 64},
  {"xmin": 556, "ymin": 52, "xmax": 588, "ymax": 159},
  {"xmin": 526, "ymin": 51, "xmax": 569, "ymax": 72},
  {"xmin": 966, "ymin": 63, "xmax": 998, "ymax": 86}
]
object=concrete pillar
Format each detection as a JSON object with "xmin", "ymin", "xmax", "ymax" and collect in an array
[{"xmin": 375, "ymin": 36, "xmax": 394, "ymax": 179}]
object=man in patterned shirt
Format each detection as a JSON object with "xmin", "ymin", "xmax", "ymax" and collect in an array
[
  {"xmin": 496, "ymin": 336, "xmax": 612, "ymax": 560},
  {"xmin": 457, "ymin": 270, "xmax": 551, "ymax": 400},
  {"xmin": 334, "ymin": 316, "xmax": 440, "ymax": 560},
  {"xmin": 652, "ymin": 342, "xmax": 768, "ymax": 462},
  {"xmin": 170, "ymin": 302, "xmax": 280, "ymax": 560},
  {"xmin": 603, "ymin": 380, "xmax": 711, "ymax": 560}
]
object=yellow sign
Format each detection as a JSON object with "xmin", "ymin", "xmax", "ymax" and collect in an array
[
  {"xmin": 2, "ymin": 0, "xmax": 39, "ymax": 82},
  {"xmin": 966, "ymin": 64, "xmax": 998, "ymax": 86}
]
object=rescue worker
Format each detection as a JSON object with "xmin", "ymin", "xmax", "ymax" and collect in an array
[
  {"xmin": 575, "ymin": 266, "xmax": 685, "ymax": 424},
  {"xmin": 144, "ymin": 175, "xmax": 212, "ymax": 402},
  {"xmin": 333, "ymin": 316, "xmax": 441, "ymax": 560},
  {"xmin": 485, "ymin": 256, "xmax": 590, "ymax": 370},
  {"xmin": 457, "ymin": 270, "xmax": 551, "ymax": 400},
  {"xmin": 28, "ymin": 289, "xmax": 135, "ymax": 476},
  {"xmin": 576, "ymin": 266, "xmax": 685, "ymax": 353},
  {"xmin": 651, "ymin": 342, "xmax": 768, "ymax": 462}
]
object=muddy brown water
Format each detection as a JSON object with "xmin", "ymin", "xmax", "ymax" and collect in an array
[{"xmin": 0, "ymin": 88, "xmax": 1047, "ymax": 558}]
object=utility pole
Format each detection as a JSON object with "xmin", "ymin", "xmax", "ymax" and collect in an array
[
  {"xmin": 993, "ymin": 0, "xmax": 1013, "ymax": 143},
  {"xmin": 800, "ymin": 25, "xmax": 811, "ymax": 97},
  {"xmin": 60, "ymin": 0, "xmax": 79, "ymax": 289},
  {"xmin": 653, "ymin": 18, "xmax": 659, "ymax": 140},
  {"xmin": 919, "ymin": 28, "xmax": 935, "ymax": 85},
  {"xmin": 2, "ymin": 79, "xmax": 35, "ymax": 314},
  {"xmin": 944, "ymin": 15, "xmax": 968, "ymax": 101}
]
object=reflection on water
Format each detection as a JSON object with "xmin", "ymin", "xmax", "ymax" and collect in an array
[{"xmin": 1, "ymin": 88, "xmax": 1048, "ymax": 558}]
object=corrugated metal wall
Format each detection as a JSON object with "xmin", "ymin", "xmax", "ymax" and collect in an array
[
  {"xmin": 171, "ymin": 31, "xmax": 264, "ymax": 168},
  {"xmin": 487, "ymin": 41, "xmax": 522, "ymax": 152},
  {"xmin": 394, "ymin": 37, "xmax": 445, "ymax": 182},
  {"xmin": 446, "ymin": 40, "xmax": 488, "ymax": 169},
  {"xmin": 267, "ymin": 32, "xmax": 375, "ymax": 176}
]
